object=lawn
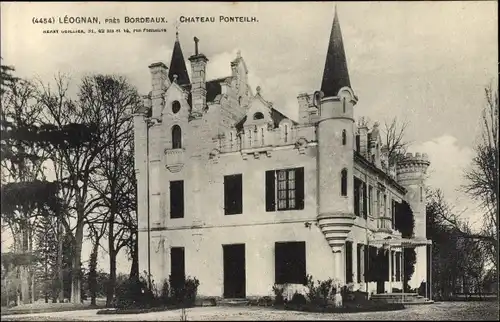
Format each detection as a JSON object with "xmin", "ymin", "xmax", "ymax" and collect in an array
[{"xmin": 1, "ymin": 301, "xmax": 498, "ymax": 321}]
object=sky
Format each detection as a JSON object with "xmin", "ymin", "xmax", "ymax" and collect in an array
[{"xmin": 1, "ymin": 1, "xmax": 498, "ymax": 274}]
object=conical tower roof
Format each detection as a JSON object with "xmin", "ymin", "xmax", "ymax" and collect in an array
[
  {"xmin": 320, "ymin": 8, "xmax": 351, "ymax": 98},
  {"xmin": 168, "ymin": 33, "xmax": 190, "ymax": 86}
]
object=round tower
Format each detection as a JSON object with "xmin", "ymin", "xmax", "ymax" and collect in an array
[
  {"xmin": 315, "ymin": 7, "xmax": 358, "ymax": 286},
  {"xmin": 317, "ymin": 87, "xmax": 358, "ymax": 251},
  {"xmin": 396, "ymin": 152, "xmax": 431, "ymax": 289}
]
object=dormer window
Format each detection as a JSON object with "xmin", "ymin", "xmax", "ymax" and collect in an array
[{"xmin": 253, "ymin": 112, "xmax": 264, "ymax": 120}]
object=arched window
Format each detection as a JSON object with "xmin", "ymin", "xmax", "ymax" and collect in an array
[
  {"xmin": 261, "ymin": 127, "xmax": 265, "ymax": 145},
  {"xmin": 253, "ymin": 112, "xmax": 264, "ymax": 120},
  {"xmin": 342, "ymin": 98, "xmax": 346, "ymax": 113},
  {"xmin": 239, "ymin": 96, "xmax": 243, "ymax": 106},
  {"xmin": 420, "ymin": 186, "xmax": 423, "ymax": 202},
  {"xmin": 342, "ymin": 130, "xmax": 347, "ymax": 146},
  {"xmin": 341, "ymin": 169, "xmax": 348, "ymax": 196},
  {"xmin": 172, "ymin": 125, "xmax": 182, "ymax": 149}
]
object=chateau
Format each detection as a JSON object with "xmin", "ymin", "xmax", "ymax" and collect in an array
[{"xmin": 133, "ymin": 9, "xmax": 431, "ymax": 299}]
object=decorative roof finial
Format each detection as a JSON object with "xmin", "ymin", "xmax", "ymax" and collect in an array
[
  {"xmin": 256, "ymin": 86, "xmax": 261, "ymax": 94},
  {"xmin": 173, "ymin": 74, "xmax": 178, "ymax": 83},
  {"xmin": 174, "ymin": 19, "xmax": 180, "ymax": 41}
]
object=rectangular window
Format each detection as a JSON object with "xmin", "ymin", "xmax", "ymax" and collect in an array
[
  {"xmin": 353, "ymin": 177, "xmax": 363, "ymax": 217},
  {"xmin": 383, "ymin": 194, "xmax": 387, "ymax": 218},
  {"xmin": 391, "ymin": 250, "xmax": 395, "ymax": 282},
  {"xmin": 345, "ymin": 241, "xmax": 353, "ymax": 283},
  {"xmin": 170, "ymin": 247, "xmax": 185, "ymax": 286},
  {"xmin": 363, "ymin": 245, "xmax": 369, "ymax": 281},
  {"xmin": 357, "ymin": 244, "xmax": 363, "ymax": 283},
  {"xmin": 275, "ymin": 241, "xmax": 306, "ymax": 284},
  {"xmin": 224, "ymin": 174, "xmax": 243, "ymax": 215},
  {"xmin": 354, "ymin": 178, "xmax": 359, "ymax": 216},
  {"xmin": 395, "ymin": 252, "xmax": 401, "ymax": 282},
  {"xmin": 170, "ymin": 180, "xmax": 184, "ymax": 219},
  {"xmin": 362, "ymin": 182, "xmax": 367, "ymax": 219},
  {"xmin": 355, "ymin": 134, "xmax": 361, "ymax": 152},
  {"xmin": 266, "ymin": 167, "xmax": 304, "ymax": 212},
  {"xmin": 391, "ymin": 200, "xmax": 396, "ymax": 229},
  {"xmin": 376, "ymin": 190, "xmax": 380, "ymax": 219},
  {"xmin": 368, "ymin": 185, "xmax": 373, "ymax": 217}
]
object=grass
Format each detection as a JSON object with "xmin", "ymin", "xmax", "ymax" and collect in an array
[{"xmin": 0, "ymin": 302, "xmax": 105, "ymax": 316}]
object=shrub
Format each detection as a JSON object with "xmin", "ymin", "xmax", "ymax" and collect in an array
[
  {"xmin": 272, "ymin": 284, "xmax": 286, "ymax": 305},
  {"xmin": 290, "ymin": 292, "xmax": 307, "ymax": 307},
  {"xmin": 169, "ymin": 275, "xmax": 200, "ymax": 307},
  {"xmin": 159, "ymin": 278, "xmax": 170, "ymax": 306},
  {"xmin": 113, "ymin": 271, "xmax": 157, "ymax": 309},
  {"xmin": 306, "ymin": 274, "xmax": 338, "ymax": 307}
]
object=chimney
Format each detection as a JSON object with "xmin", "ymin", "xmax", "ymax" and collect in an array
[
  {"xmin": 148, "ymin": 62, "xmax": 169, "ymax": 118},
  {"xmin": 188, "ymin": 37, "xmax": 209, "ymax": 119},
  {"xmin": 358, "ymin": 124, "xmax": 369, "ymax": 158},
  {"xmin": 297, "ymin": 93, "xmax": 311, "ymax": 125}
]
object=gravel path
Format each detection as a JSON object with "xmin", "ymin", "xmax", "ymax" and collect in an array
[{"xmin": 2, "ymin": 301, "xmax": 498, "ymax": 321}]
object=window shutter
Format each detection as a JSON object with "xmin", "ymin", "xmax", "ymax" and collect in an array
[
  {"xmin": 363, "ymin": 182, "xmax": 367, "ymax": 219},
  {"xmin": 265, "ymin": 170, "xmax": 276, "ymax": 212},
  {"xmin": 235, "ymin": 174, "xmax": 243, "ymax": 214},
  {"xmin": 295, "ymin": 167, "xmax": 305, "ymax": 210},
  {"xmin": 345, "ymin": 241, "xmax": 353, "ymax": 283}
]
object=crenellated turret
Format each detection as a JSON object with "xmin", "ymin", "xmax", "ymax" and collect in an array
[{"xmin": 396, "ymin": 151, "xmax": 431, "ymax": 288}]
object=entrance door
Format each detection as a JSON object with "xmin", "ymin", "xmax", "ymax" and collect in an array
[{"xmin": 223, "ymin": 244, "xmax": 246, "ymax": 298}]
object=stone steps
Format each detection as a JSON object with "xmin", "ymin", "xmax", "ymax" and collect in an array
[
  {"xmin": 371, "ymin": 293, "xmax": 433, "ymax": 305},
  {"xmin": 217, "ymin": 298, "xmax": 250, "ymax": 307}
]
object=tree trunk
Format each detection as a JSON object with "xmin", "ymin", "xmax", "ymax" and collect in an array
[
  {"xmin": 106, "ymin": 210, "xmax": 116, "ymax": 308},
  {"xmin": 106, "ymin": 251, "xmax": 117, "ymax": 307},
  {"xmin": 71, "ymin": 222, "xmax": 84, "ymax": 304},
  {"xmin": 89, "ymin": 238, "xmax": 99, "ymax": 306},
  {"xmin": 29, "ymin": 227, "xmax": 35, "ymax": 304},
  {"xmin": 129, "ymin": 229, "xmax": 138, "ymax": 279},
  {"xmin": 57, "ymin": 217, "xmax": 64, "ymax": 302}
]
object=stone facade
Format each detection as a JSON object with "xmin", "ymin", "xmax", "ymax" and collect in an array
[{"xmin": 133, "ymin": 9, "xmax": 431, "ymax": 299}]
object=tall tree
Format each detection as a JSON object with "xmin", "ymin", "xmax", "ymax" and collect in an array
[
  {"xmin": 463, "ymin": 84, "xmax": 498, "ymax": 271},
  {"xmin": 1, "ymin": 61, "xmax": 54, "ymax": 304},
  {"xmin": 82, "ymin": 75, "xmax": 140, "ymax": 306},
  {"xmin": 36, "ymin": 74, "xmax": 102, "ymax": 303}
]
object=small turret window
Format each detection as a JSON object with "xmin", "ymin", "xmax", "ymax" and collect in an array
[
  {"xmin": 342, "ymin": 130, "xmax": 347, "ymax": 146},
  {"xmin": 284, "ymin": 125, "xmax": 289, "ymax": 143},
  {"xmin": 172, "ymin": 100, "xmax": 181, "ymax": 114},
  {"xmin": 341, "ymin": 169, "xmax": 348, "ymax": 196},
  {"xmin": 342, "ymin": 98, "xmax": 346, "ymax": 113},
  {"xmin": 420, "ymin": 186, "xmax": 423, "ymax": 202},
  {"xmin": 253, "ymin": 112, "xmax": 264, "ymax": 120},
  {"xmin": 172, "ymin": 125, "xmax": 182, "ymax": 149}
]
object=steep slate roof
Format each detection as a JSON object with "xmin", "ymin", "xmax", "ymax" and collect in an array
[
  {"xmin": 168, "ymin": 36, "xmax": 190, "ymax": 86},
  {"xmin": 320, "ymin": 8, "xmax": 351, "ymax": 98}
]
